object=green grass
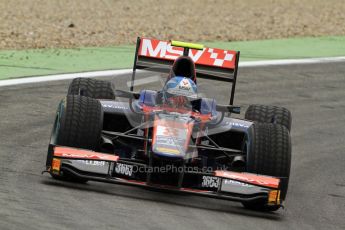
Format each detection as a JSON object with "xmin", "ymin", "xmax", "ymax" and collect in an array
[{"xmin": 1, "ymin": 36, "xmax": 344, "ymax": 80}]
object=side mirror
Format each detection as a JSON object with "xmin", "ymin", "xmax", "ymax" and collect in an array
[
  {"xmin": 115, "ymin": 90, "xmax": 140, "ymax": 99},
  {"xmin": 216, "ymin": 104, "xmax": 241, "ymax": 114}
]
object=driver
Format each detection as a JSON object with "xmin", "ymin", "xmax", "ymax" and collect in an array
[{"xmin": 162, "ymin": 76, "xmax": 197, "ymax": 109}]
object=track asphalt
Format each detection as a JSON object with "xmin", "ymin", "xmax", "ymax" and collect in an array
[{"xmin": 0, "ymin": 62, "xmax": 344, "ymax": 230}]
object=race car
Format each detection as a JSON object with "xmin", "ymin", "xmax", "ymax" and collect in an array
[{"xmin": 44, "ymin": 38, "xmax": 292, "ymax": 212}]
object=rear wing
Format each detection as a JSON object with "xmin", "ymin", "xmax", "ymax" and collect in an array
[{"xmin": 130, "ymin": 37, "xmax": 240, "ymax": 105}]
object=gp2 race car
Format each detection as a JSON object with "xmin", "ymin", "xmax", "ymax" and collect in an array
[{"xmin": 44, "ymin": 37, "xmax": 292, "ymax": 212}]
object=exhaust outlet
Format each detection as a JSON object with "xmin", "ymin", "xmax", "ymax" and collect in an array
[
  {"xmin": 100, "ymin": 136, "xmax": 114, "ymax": 153},
  {"xmin": 231, "ymin": 155, "xmax": 246, "ymax": 168}
]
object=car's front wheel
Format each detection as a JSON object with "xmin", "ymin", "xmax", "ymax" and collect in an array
[
  {"xmin": 48, "ymin": 95, "xmax": 103, "ymax": 182},
  {"xmin": 243, "ymin": 123, "xmax": 291, "ymax": 211}
]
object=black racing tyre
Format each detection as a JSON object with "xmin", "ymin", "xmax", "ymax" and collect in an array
[
  {"xmin": 245, "ymin": 104, "xmax": 292, "ymax": 131},
  {"xmin": 57, "ymin": 95, "xmax": 103, "ymax": 150},
  {"xmin": 50, "ymin": 95, "xmax": 103, "ymax": 183},
  {"xmin": 68, "ymin": 77, "xmax": 115, "ymax": 99},
  {"xmin": 243, "ymin": 123, "xmax": 291, "ymax": 212}
]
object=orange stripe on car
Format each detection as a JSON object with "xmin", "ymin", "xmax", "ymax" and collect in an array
[
  {"xmin": 54, "ymin": 146, "xmax": 119, "ymax": 162},
  {"xmin": 215, "ymin": 170, "xmax": 280, "ymax": 189}
]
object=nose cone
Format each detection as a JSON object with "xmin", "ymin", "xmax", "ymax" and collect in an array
[{"xmin": 151, "ymin": 114, "xmax": 194, "ymax": 159}]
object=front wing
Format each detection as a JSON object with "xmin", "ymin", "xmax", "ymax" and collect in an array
[{"xmin": 45, "ymin": 145, "xmax": 282, "ymax": 206}]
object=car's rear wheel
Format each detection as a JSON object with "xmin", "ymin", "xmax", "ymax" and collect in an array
[
  {"xmin": 243, "ymin": 123, "xmax": 291, "ymax": 211},
  {"xmin": 245, "ymin": 104, "xmax": 292, "ymax": 131},
  {"xmin": 68, "ymin": 77, "xmax": 115, "ymax": 99},
  {"xmin": 49, "ymin": 95, "xmax": 103, "ymax": 182}
]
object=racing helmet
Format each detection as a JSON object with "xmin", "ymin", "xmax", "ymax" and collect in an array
[{"xmin": 163, "ymin": 76, "xmax": 197, "ymax": 108}]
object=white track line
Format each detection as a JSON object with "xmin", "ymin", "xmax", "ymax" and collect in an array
[
  {"xmin": 1, "ymin": 56, "xmax": 345, "ymax": 87},
  {"xmin": 239, "ymin": 56, "xmax": 345, "ymax": 67},
  {"xmin": 0, "ymin": 69, "xmax": 132, "ymax": 87}
]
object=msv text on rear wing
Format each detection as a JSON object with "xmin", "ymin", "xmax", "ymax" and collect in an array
[{"xmin": 130, "ymin": 37, "xmax": 240, "ymax": 105}]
